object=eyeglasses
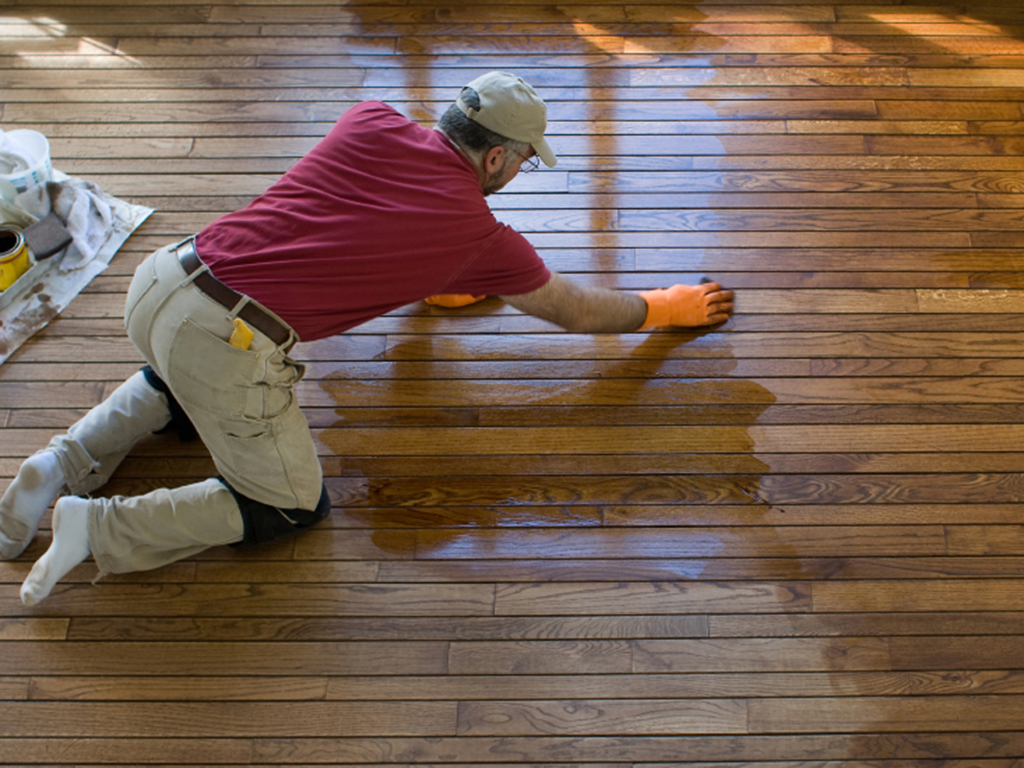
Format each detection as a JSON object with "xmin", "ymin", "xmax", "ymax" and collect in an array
[{"xmin": 517, "ymin": 153, "xmax": 540, "ymax": 173}]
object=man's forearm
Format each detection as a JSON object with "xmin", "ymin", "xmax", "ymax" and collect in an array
[
  {"xmin": 501, "ymin": 272, "xmax": 646, "ymax": 333},
  {"xmin": 551, "ymin": 284, "xmax": 648, "ymax": 333},
  {"xmin": 502, "ymin": 270, "xmax": 735, "ymax": 333}
]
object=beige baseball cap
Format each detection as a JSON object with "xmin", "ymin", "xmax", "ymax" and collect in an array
[{"xmin": 456, "ymin": 71, "xmax": 557, "ymax": 168}]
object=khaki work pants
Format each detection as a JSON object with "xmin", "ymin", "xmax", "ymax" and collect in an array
[{"xmin": 47, "ymin": 242, "xmax": 322, "ymax": 574}]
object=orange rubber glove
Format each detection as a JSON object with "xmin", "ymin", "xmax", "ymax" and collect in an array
[
  {"xmin": 424, "ymin": 294, "xmax": 487, "ymax": 308},
  {"xmin": 638, "ymin": 283, "xmax": 734, "ymax": 329}
]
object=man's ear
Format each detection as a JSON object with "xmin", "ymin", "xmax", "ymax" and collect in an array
[{"xmin": 483, "ymin": 145, "xmax": 506, "ymax": 174}]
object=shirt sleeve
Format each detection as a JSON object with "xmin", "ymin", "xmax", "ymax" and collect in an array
[{"xmin": 441, "ymin": 226, "xmax": 551, "ymax": 296}]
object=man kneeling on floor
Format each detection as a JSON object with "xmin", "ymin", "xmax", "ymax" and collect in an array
[{"xmin": 0, "ymin": 72, "xmax": 733, "ymax": 605}]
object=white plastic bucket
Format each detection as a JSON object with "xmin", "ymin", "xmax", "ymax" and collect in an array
[{"xmin": 0, "ymin": 130, "xmax": 53, "ymax": 202}]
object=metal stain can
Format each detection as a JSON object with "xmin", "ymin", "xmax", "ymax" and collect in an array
[{"xmin": 0, "ymin": 225, "xmax": 31, "ymax": 291}]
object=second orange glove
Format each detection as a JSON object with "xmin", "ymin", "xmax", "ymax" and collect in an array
[{"xmin": 424, "ymin": 294, "xmax": 487, "ymax": 308}]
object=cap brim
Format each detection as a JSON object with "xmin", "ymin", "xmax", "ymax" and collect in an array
[{"xmin": 533, "ymin": 136, "xmax": 557, "ymax": 168}]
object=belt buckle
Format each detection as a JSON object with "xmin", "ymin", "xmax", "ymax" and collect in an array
[
  {"xmin": 174, "ymin": 238, "xmax": 201, "ymax": 276},
  {"xmin": 175, "ymin": 237, "xmax": 196, "ymax": 259}
]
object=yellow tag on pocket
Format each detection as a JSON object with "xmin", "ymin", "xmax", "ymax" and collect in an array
[{"xmin": 229, "ymin": 317, "xmax": 254, "ymax": 350}]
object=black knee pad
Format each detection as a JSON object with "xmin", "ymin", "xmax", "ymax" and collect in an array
[
  {"xmin": 141, "ymin": 365, "xmax": 198, "ymax": 442},
  {"xmin": 220, "ymin": 479, "xmax": 331, "ymax": 547}
]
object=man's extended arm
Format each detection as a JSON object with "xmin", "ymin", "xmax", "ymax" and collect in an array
[{"xmin": 500, "ymin": 271, "xmax": 734, "ymax": 334}]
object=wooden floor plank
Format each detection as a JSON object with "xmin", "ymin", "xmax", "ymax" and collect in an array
[
  {"xmin": 0, "ymin": 582, "xmax": 496, "ymax": 617},
  {"xmin": 375, "ymin": 556, "xmax": 1024, "ymax": 582},
  {"xmin": 491, "ymin": 582, "xmax": 813, "ymax": 615},
  {"xmin": 456, "ymin": 698, "xmax": 749, "ymax": 736},
  {"xmin": 61, "ymin": 614, "xmax": 708, "ymax": 642},
  {"xmin": 242, "ymin": 733, "xmax": 1024, "ymax": 763},
  {"xmin": 747, "ymin": 695, "xmax": 1024, "ymax": 733},
  {"xmin": 0, "ymin": 640, "xmax": 451, "ymax": 676},
  {"xmin": 0, "ymin": 701, "xmax": 459, "ymax": 737},
  {"xmin": 325, "ymin": 669, "xmax": 1024, "ymax": 700}
]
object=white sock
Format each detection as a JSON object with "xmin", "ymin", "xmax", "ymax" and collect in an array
[
  {"xmin": 20, "ymin": 496, "xmax": 91, "ymax": 606},
  {"xmin": 0, "ymin": 452, "xmax": 66, "ymax": 559}
]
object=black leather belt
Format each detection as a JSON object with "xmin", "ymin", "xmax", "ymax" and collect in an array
[{"xmin": 175, "ymin": 239, "xmax": 292, "ymax": 346}]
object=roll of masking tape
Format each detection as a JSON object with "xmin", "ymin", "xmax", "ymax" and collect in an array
[{"xmin": 0, "ymin": 225, "xmax": 31, "ymax": 291}]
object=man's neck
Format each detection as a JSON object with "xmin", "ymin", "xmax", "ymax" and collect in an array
[{"xmin": 434, "ymin": 128, "xmax": 485, "ymax": 187}]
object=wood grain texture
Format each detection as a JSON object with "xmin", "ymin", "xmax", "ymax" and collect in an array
[{"xmin": 0, "ymin": 0, "xmax": 1022, "ymax": 762}]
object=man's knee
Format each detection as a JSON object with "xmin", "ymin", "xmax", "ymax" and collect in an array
[
  {"xmin": 141, "ymin": 365, "xmax": 198, "ymax": 442},
  {"xmin": 220, "ymin": 479, "xmax": 331, "ymax": 547}
]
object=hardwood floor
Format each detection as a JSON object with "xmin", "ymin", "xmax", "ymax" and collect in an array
[{"xmin": 2, "ymin": 0, "xmax": 1024, "ymax": 762}]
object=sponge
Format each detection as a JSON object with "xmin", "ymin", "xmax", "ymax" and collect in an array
[{"xmin": 23, "ymin": 212, "xmax": 73, "ymax": 259}]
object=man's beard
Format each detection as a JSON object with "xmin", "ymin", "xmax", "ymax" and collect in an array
[{"xmin": 481, "ymin": 157, "xmax": 517, "ymax": 197}]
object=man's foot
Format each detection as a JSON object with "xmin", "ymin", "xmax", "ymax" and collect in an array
[
  {"xmin": 0, "ymin": 452, "xmax": 66, "ymax": 559},
  {"xmin": 20, "ymin": 496, "xmax": 91, "ymax": 606}
]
